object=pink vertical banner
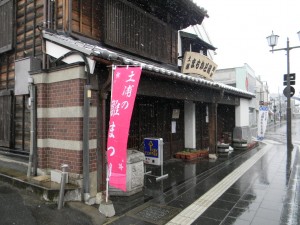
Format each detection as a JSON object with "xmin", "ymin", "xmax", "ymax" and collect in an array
[{"xmin": 107, "ymin": 66, "xmax": 142, "ymax": 191}]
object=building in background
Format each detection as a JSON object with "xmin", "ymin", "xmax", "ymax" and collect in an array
[{"xmin": 213, "ymin": 64, "xmax": 269, "ymax": 138}]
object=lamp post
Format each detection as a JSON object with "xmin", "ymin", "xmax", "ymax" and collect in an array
[{"xmin": 266, "ymin": 31, "xmax": 300, "ymax": 152}]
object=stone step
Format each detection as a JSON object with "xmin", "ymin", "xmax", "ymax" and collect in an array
[{"xmin": 0, "ymin": 153, "xmax": 79, "ymax": 201}]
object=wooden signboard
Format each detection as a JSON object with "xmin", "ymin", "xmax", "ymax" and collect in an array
[{"xmin": 181, "ymin": 52, "xmax": 218, "ymax": 80}]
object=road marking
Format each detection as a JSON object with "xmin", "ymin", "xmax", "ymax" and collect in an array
[
  {"xmin": 167, "ymin": 145, "xmax": 272, "ymax": 225},
  {"xmin": 261, "ymin": 139, "xmax": 282, "ymax": 145}
]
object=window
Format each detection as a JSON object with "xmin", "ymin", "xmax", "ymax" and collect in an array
[
  {"xmin": 104, "ymin": 0, "xmax": 177, "ymax": 64},
  {"xmin": 0, "ymin": 0, "xmax": 14, "ymax": 53}
]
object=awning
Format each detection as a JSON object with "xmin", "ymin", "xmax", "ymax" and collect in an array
[
  {"xmin": 42, "ymin": 30, "xmax": 255, "ymax": 99},
  {"xmin": 179, "ymin": 31, "xmax": 217, "ymax": 51}
]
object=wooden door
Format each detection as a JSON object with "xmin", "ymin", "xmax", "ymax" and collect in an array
[{"xmin": 0, "ymin": 90, "xmax": 13, "ymax": 147}]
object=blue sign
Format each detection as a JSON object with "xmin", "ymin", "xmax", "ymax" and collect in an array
[{"xmin": 144, "ymin": 139, "xmax": 159, "ymax": 158}]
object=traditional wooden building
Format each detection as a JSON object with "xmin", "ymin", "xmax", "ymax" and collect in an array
[{"xmin": 0, "ymin": 0, "xmax": 253, "ymax": 199}]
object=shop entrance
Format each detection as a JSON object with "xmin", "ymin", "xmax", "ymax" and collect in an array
[{"xmin": 128, "ymin": 96, "xmax": 184, "ymax": 160}]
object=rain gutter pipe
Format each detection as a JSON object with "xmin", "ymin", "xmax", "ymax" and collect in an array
[
  {"xmin": 27, "ymin": 82, "xmax": 37, "ymax": 177},
  {"xmin": 35, "ymin": 0, "xmax": 50, "ymax": 176},
  {"xmin": 42, "ymin": 0, "xmax": 48, "ymax": 69},
  {"xmin": 68, "ymin": 0, "xmax": 72, "ymax": 33},
  {"xmin": 53, "ymin": 51, "xmax": 91, "ymax": 201},
  {"xmin": 83, "ymin": 84, "xmax": 91, "ymax": 201}
]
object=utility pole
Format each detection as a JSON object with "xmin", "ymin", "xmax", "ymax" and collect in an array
[{"xmin": 266, "ymin": 31, "xmax": 300, "ymax": 153}]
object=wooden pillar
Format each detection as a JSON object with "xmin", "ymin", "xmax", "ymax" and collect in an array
[
  {"xmin": 208, "ymin": 103, "xmax": 217, "ymax": 154},
  {"xmin": 97, "ymin": 68, "xmax": 111, "ymax": 192}
]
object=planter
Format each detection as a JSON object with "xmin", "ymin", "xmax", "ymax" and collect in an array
[
  {"xmin": 198, "ymin": 150, "xmax": 209, "ymax": 158},
  {"xmin": 175, "ymin": 153, "xmax": 181, "ymax": 159},
  {"xmin": 175, "ymin": 150, "xmax": 208, "ymax": 161},
  {"xmin": 185, "ymin": 153, "xmax": 198, "ymax": 160}
]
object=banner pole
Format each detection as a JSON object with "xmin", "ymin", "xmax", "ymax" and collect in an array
[
  {"xmin": 106, "ymin": 65, "xmax": 115, "ymax": 203},
  {"xmin": 106, "ymin": 165, "xmax": 109, "ymax": 203}
]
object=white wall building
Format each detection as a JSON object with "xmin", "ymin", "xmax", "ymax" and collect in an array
[{"xmin": 213, "ymin": 64, "xmax": 269, "ymax": 138}]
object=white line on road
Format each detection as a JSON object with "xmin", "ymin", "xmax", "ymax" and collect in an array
[
  {"xmin": 167, "ymin": 145, "xmax": 272, "ymax": 225},
  {"xmin": 261, "ymin": 139, "xmax": 282, "ymax": 145}
]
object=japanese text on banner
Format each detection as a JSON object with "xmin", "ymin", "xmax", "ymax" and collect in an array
[
  {"xmin": 257, "ymin": 106, "xmax": 269, "ymax": 141},
  {"xmin": 107, "ymin": 66, "xmax": 142, "ymax": 191}
]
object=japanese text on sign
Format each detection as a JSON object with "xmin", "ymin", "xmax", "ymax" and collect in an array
[
  {"xmin": 181, "ymin": 52, "xmax": 218, "ymax": 80},
  {"xmin": 257, "ymin": 106, "xmax": 269, "ymax": 141}
]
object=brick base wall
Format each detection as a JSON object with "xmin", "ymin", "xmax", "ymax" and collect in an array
[{"xmin": 32, "ymin": 65, "xmax": 99, "ymax": 174}]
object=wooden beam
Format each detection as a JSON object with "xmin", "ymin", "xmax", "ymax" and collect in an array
[{"xmin": 208, "ymin": 103, "xmax": 217, "ymax": 154}]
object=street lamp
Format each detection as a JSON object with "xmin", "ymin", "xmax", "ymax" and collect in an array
[{"xmin": 266, "ymin": 30, "xmax": 300, "ymax": 152}]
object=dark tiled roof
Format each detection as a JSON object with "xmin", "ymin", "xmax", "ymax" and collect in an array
[
  {"xmin": 42, "ymin": 30, "xmax": 254, "ymax": 99},
  {"xmin": 180, "ymin": 31, "xmax": 217, "ymax": 50}
]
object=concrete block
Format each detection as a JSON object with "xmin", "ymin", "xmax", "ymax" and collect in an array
[
  {"xmin": 99, "ymin": 200, "xmax": 115, "ymax": 217},
  {"xmin": 95, "ymin": 192, "xmax": 103, "ymax": 204},
  {"xmin": 109, "ymin": 149, "xmax": 145, "ymax": 196},
  {"xmin": 64, "ymin": 189, "xmax": 82, "ymax": 202},
  {"xmin": 85, "ymin": 197, "xmax": 96, "ymax": 206},
  {"xmin": 50, "ymin": 169, "xmax": 68, "ymax": 184}
]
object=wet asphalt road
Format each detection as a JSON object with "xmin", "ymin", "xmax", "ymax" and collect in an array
[{"xmin": 0, "ymin": 181, "xmax": 93, "ymax": 225}]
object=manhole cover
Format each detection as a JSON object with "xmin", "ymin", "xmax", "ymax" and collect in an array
[{"xmin": 127, "ymin": 202, "xmax": 181, "ymax": 225}]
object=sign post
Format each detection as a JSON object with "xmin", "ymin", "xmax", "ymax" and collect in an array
[
  {"xmin": 283, "ymin": 86, "xmax": 295, "ymax": 97},
  {"xmin": 283, "ymin": 73, "xmax": 296, "ymax": 86},
  {"xmin": 144, "ymin": 138, "xmax": 163, "ymax": 166},
  {"xmin": 144, "ymin": 138, "xmax": 168, "ymax": 181}
]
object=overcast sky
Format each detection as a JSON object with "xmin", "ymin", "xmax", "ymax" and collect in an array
[{"xmin": 194, "ymin": 0, "xmax": 300, "ymax": 95}]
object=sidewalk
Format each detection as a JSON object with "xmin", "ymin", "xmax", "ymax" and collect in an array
[
  {"xmin": 105, "ymin": 141, "xmax": 300, "ymax": 225},
  {"xmin": 0, "ymin": 143, "xmax": 258, "ymax": 225},
  {"xmin": 1, "ymin": 138, "xmax": 298, "ymax": 225},
  {"xmin": 108, "ymin": 145, "xmax": 259, "ymax": 216},
  {"xmin": 280, "ymin": 146, "xmax": 300, "ymax": 224},
  {"xmin": 0, "ymin": 153, "xmax": 106, "ymax": 225},
  {"xmin": 104, "ymin": 145, "xmax": 263, "ymax": 224},
  {"xmin": 169, "ymin": 140, "xmax": 296, "ymax": 225}
]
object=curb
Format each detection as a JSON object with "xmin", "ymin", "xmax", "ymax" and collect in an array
[{"xmin": 66, "ymin": 202, "xmax": 107, "ymax": 225}]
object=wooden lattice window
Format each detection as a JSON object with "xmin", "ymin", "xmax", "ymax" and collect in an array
[
  {"xmin": 103, "ymin": 0, "xmax": 178, "ymax": 64},
  {"xmin": 71, "ymin": 0, "xmax": 101, "ymax": 39},
  {"xmin": 0, "ymin": 0, "xmax": 14, "ymax": 53}
]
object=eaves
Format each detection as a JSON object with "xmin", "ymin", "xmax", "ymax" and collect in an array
[{"xmin": 42, "ymin": 30, "xmax": 255, "ymax": 100}]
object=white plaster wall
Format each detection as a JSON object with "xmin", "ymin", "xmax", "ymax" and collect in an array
[
  {"xmin": 213, "ymin": 68, "xmax": 236, "ymax": 84},
  {"xmin": 235, "ymin": 98, "xmax": 250, "ymax": 127},
  {"xmin": 184, "ymin": 101, "xmax": 196, "ymax": 149}
]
